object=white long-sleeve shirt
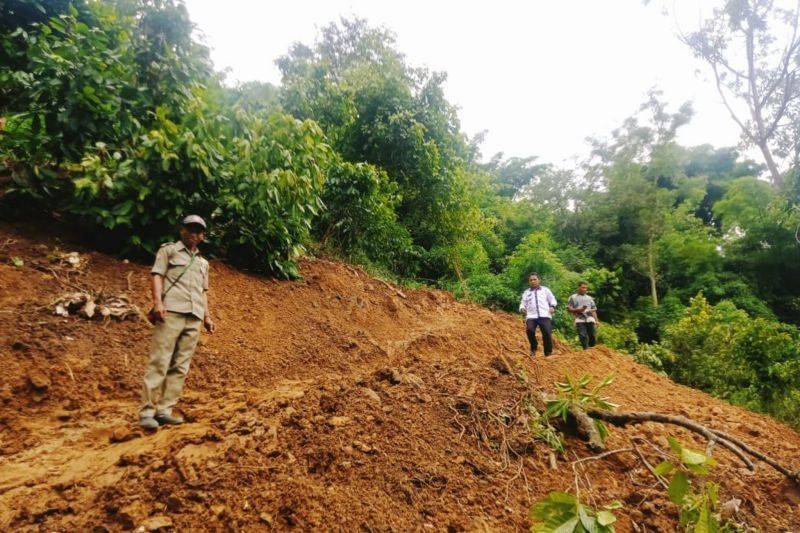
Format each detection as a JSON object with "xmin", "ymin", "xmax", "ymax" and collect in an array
[{"xmin": 519, "ymin": 286, "xmax": 557, "ymax": 319}]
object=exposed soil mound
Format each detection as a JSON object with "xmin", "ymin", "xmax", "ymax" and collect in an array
[{"xmin": 1, "ymin": 223, "xmax": 799, "ymax": 531}]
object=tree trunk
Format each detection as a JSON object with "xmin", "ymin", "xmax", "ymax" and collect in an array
[
  {"xmin": 757, "ymin": 139, "xmax": 784, "ymax": 189},
  {"xmin": 648, "ymin": 237, "xmax": 658, "ymax": 307}
]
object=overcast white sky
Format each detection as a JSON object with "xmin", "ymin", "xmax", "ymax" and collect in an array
[{"xmin": 183, "ymin": 0, "xmax": 743, "ymax": 165}]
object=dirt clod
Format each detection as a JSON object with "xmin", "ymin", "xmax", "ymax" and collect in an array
[
  {"xmin": 140, "ymin": 515, "xmax": 173, "ymax": 531},
  {"xmin": 27, "ymin": 368, "xmax": 50, "ymax": 390},
  {"xmin": 327, "ymin": 416, "xmax": 350, "ymax": 427},
  {"xmin": 110, "ymin": 425, "xmax": 138, "ymax": 443}
]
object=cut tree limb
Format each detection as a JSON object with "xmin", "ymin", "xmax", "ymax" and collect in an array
[
  {"xmin": 570, "ymin": 405, "xmax": 605, "ymax": 452},
  {"xmin": 527, "ymin": 385, "xmax": 799, "ymax": 484},
  {"xmin": 588, "ymin": 409, "xmax": 754, "ymax": 470},
  {"xmin": 705, "ymin": 427, "xmax": 800, "ymax": 485},
  {"xmin": 534, "ymin": 390, "xmax": 604, "ymax": 451},
  {"xmin": 587, "ymin": 409, "xmax": 800, "ymax": 484}
]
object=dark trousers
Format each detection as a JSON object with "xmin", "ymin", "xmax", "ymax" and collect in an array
[
  {"xmin": 576, "ymin": 322, "xmax": 596, "ymax": 349},
  {"xmin": 525, "ymin": 318, "xmax": 553, "ymax": 356}
]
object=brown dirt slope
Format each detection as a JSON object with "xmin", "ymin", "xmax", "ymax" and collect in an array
[{"xmin": 0, "ymin": 223, "xmax": 799, "ymax": 532}]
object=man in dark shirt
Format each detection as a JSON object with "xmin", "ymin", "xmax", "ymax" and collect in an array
[{"xmin": 567, "ymin": 281, "xmax": 599, "ymax": 349}]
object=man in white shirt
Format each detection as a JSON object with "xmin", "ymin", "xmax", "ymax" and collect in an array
[
  {"xmin": 567, "ymin": 281, "xmax": 600, "ymax": 350},
  {"xmin": 519, "ymin": 272, "xmax": 557, "ymax": 357}
]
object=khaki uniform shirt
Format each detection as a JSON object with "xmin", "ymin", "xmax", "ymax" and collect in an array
[{"xmin": 151, "ymin": 241, "xmax": 209, "ymax": 320}]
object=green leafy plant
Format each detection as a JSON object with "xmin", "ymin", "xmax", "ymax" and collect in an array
[
  {"xmin": 214, "ymin": 112, "xmax": 332, "ymax": 277},
  {"xmin": 664, "ymin": 295, "xmax": 800, "ymax": 427},
  {"xmin": 653, "ymin": 437, "xmax": 722, "ymax": 531},
  {"xmin": 544, "ymin": 374, "xmax": 618, "ymax": 441},
  {"xmin": 529, "ymin": 491, "xmax": 621, "ymax": 533},
  {"xmin": 525, "ymin": 399, "xmax": 564, "ymax": 453},
  {"xmin": 313, "ymin": 157, "xmax": 417, "ymax": 275}
]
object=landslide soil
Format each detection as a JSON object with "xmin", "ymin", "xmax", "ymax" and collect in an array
[{"xmin": 1, "ymin": 222, "xmax": 799, "ymax": 532}]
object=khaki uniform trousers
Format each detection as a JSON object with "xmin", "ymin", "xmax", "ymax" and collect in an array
[{"xmin": 139, "ymin": 312, "xmax": 201, "ymax": 418}]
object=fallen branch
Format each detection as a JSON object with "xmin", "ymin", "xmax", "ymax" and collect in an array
[
  {"xmin": 586, "ymin": 410, "xmax": 800, "ymax": 484},
  {"xmin": 64, "ymin": 361, "xmax": 75, "ymax": 382},
  {"xmin": 534, "ymin": 389, "xmax": 603, "ymax": 451},
  {"xmin": 706, "ymin": 427, "xmax": 800, "ymax": 484},
  {"xmin": 51, "ymin": 290, "xmax": 141, "ymax": 321},
  {"xmin": 376, "ymin": 278, "xmax": 407, "ymax": 299},
  {"xmin": 549, "ymin": 452, "xmax": 558, "ymax": 470},
  {"xmin": 499, "ymin": 341, "xmax": 529, "ymax": 357}
]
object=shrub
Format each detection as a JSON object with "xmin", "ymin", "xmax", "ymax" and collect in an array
[
  {"xmin": 214, "ymin": 112, "xmax": 332, "ymax": 277},
  {"xmin": 314, "ymin": 158, "xmax": 417, "ymax": 275},
  {"xmin": 664, "ymin": 294, "xmax": 800, "ymax": 426},
  {"xmin": 596, "ymin": 319, "xmax": 639, "ymax": 353}
]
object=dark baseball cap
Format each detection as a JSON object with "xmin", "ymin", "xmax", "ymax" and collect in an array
[{"xmin": 182, "ymin": 214, "xmax": 206, "ymax": 228}]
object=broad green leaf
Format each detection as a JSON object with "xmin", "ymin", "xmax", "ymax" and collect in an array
[
  {"xmin": 667, "ymin": 436, "xmax": 683, "ymax": 456},
  {"xmin": 577, "ymin": 504, "xmax": 595, "ymax": 531},
  {"xmin": 653, "ymin": 461, "xmax": 675, "ymax": 476},
  {"xmin": 693, "ymin": 505, "xmax": 718, "ymax": 533},
  {"xmin": 596, "ymin": 510, "xmax": 617, "ymax": 526},
  {"xmin": 530, "ymin": 492, "xmax": 588, "ymax": 533},
  {"xmin": 73, "ymin": 177, "xmax": 95, "ymax": 190},
  {"xmin": 668, "ymin": 471, "xmax": 689, "ymax": 504},
  {"xmin": 551, "ymin": 517, "xmax": 580, "ymax": 533},
  {"xmin": 685, "ymin": 463, "xmax": 709, "ymax": 475},
  {"xmin": 11, "ymin": 257, "xmax": 24, "ymax": 267},
  {"xmin": 681, "ymin": 447, "xmax": 708, "ymax": 466},
  {"xmin": 547, "ymin": 492, "xmax": 578, "ymax": 504},
  {"xmin": 705, "ymin": 482, "xmax": 719, "ymax": 507},
  {"xmin": 114, "ymin": 200, "xmax": 133, "ymax": 216}
]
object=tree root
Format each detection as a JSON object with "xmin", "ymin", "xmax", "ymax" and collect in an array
[
  {"xmin": 705, "ymin": 426, "xmax": 800, "ymax": 484},
  {"xmin": 587, "ymin": 409, "xmax": 800, "ymax": 485},
  {"xmin": 526, "ymin": 379, "xmax": 799, "ymax": 484}
]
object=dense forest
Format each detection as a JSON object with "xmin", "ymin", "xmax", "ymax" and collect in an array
[{"xmin": 1, "ymin": 0, "xmax": 799, "ymax": 428}]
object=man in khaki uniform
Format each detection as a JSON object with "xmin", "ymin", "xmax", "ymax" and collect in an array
[{"xmin": 139, "ymin": 215, "xmax": 216, "ymax": 430}]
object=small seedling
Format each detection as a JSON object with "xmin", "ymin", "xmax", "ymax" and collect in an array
[
  {"xmin": 544, "ymin": 373, "xmax": 618, "ymax": 441},
  {"xmin": 529, "ymin": 491, "xmax": 622, "ymax": 533}
]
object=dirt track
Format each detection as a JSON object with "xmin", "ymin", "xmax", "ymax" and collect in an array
[{"xmin": 1, "ymin": 223, "xmax": 799, "ymax": 531}]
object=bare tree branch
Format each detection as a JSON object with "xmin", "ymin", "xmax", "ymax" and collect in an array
[{"xmin": 586, "ymin": 409, "xmax": 800, "ymax": 485}]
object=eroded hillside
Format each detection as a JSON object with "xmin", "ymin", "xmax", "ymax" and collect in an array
[{"xmin": 1, "ymin": 223, "xmax": 799, "ymax": 531}]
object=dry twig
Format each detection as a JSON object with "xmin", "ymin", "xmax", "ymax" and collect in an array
[
  {"xmin": 630, "ymin": 437, "xmax": 668, "ymax": 490},
  {"xmin": 376, "ymin": 278, "xmax": 407, "ymax": 299},
  {"xmin": 64, "ymin": 362, "xmax": 75, "ymax": 382},
  {"xmin": 0, "ymin": 238, "xmax": 16, "ymax": 253}
]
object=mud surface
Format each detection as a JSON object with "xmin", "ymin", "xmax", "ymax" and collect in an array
[{"xmin": 1, "ymin": 223, "xmax": 799, "ymax": 531}]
